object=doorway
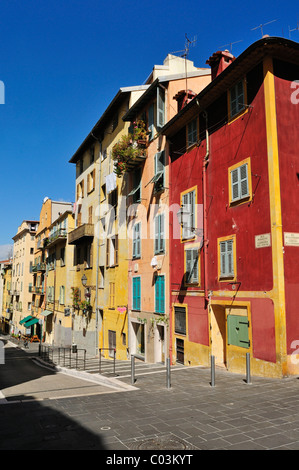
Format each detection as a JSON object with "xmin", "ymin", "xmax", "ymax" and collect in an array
[
  {"xmin": 108, "ymin": 330, "xmax": 116, "ymax": 358},
  {"xmin": 156, "ymin": 325, "xmax": 165, "ymax": 363},
  {"xmin": 210, "ymin": 305, "xmax": 227, "ymax": 368}
]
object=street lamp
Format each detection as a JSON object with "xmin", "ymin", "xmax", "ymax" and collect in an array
[{"xmin": 81, "ymin": 274, "xmax": 87, "ymax": 287}]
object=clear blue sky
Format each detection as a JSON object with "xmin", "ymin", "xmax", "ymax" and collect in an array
[{"xmin": 0, "ymin": 0, "xmax": 298, "ymax": 257}]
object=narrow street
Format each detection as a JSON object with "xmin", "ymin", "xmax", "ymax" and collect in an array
[{"xmin": 2, "ymin": 336, "xmax": 299, "ymax": 452}]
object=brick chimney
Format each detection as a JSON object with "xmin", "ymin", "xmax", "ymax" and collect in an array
[
  {"xmin": 173, "ymin": 89, "xmax": 196, "ymax": 112},
  {"xmin": 206, "ymin": 50, "xmax": 235, "ymax": 80}
]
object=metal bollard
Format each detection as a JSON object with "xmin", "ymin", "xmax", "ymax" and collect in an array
[
  {"xmin": 211, "ymin": 355, "xmax": 215, "ymax": 387},
  {"xmin": 246, "ymin": 352, "xmax": 251, "ymax": 384},
  {"xmin": 131, "ymin": 355, "xmax": 135, "ymax": 385},
  {"xmin": 166, "ymin": 358, "xmax": 171, "ymax": 389}
]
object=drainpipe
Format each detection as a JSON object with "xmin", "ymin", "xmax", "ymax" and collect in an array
[
  {"xmin": 93, "ymin": 137, "xmax": 102, "ymax": 356},
  {"xmin": 202, "ymin": 111, "xmax": 209, "ymax": 306}
]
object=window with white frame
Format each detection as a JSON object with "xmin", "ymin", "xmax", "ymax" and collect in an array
[{"xmin": 157, "ymin": 86, "xmax": 165, "ymax": 128}]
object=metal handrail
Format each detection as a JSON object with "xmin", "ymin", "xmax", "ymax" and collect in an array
[
  {"xmin": 39, "ymin": 345, "xmax": 86, "ymax": 370},
  {"xmin": 99, "ymin": 348, "xmax": 116, "ymax": 375}
]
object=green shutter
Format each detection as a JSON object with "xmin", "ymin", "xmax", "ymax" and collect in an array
[
  {"xmin": 227, "ymin": 315, "xmax": 250, "ymax": 348},
  {"xmin": 157, "ymin": 87, "xmax": 165, "ymax": 128},
  {"xmin": 155, "ymin": 275, "xmax": 165, "ymax": 314},
  {"xmin": 148, "ymin": 103, "xmax": 154, "ymax": 140},
  {"xmin": 133, "ymin": 277, "xmax": 141, "ymax": 311}
]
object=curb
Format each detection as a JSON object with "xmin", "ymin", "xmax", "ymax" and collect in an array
[{"xmin": 32, "ymin": 357, "xmax": 138, "ymax": 392}]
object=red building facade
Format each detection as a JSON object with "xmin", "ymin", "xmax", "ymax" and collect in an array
[{"xmin": 163, "ymin": 37, "xmax": 299, "ymax": 378}]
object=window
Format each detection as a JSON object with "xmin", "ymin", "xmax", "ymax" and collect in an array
[
  {"xmin": 133, "ymin": 222, "xmax": 141, "ymax": 259},
  {"xmin": 59, "ymin": 286, "xmax": 65, "ymax": 305},
  {"xmin": 229, "ymin": 158, "xmax": 251, "ymax": 205},
  {"xmin": 174, "ymin": 305, "xmax": 187, "ymax": 335},
  {"xmin": 181, "ymin": 188, "xmax": 196, "ymax": 240},
  {"xmin": 128, "ymin": 168, "xmax": 141, "ymax": 203},
  {"xmin": 132, "ymin": 277, "xmax": 141, "ymax": 311},
  {"xmin": 229, "ymin": 79, "xmax": 246, "ymax": 119},
  {"xmin": 148, "ymin": 103, "xmax": 154, "ymax": 140},
  {"xmin": 99, "ymin": 266, "xmax": 104, "ymax": 288},
  {"xmin": 218, "ymin": 236, "xmax": 236, "ymax": 280},
  {"xmin": 154, "ymin": 151, "xmax": 165, "ymax": 193},
  {"xmin": 155, "ymin": 275, "xmax": 165, "ymax": 314},
  {"xmin": 109, "ymin": 282, "xmax": 115, "ymax": 308},
  {"xmin": 187, "ymin": 118, "xmax": 198, "ymax": 147},
  {"xmin": 60, "ymin": 247, "xmax": 65, "ymax": 267},
  {"xmin": 154, "ymin": 213, "xmax": 165, "ymax": 254},
  {"xmin": 157, "ymin": 86, "xmax": 165, "ymax": 128},
  {"xmin": 87, "ymin": 169, "xmax": 95, "ymax": 193},
  {"xmin": 185, "ymin": 247, "xmax": 199, "ymax": 284},
  {"xmin": 106, "ymin": 235, "xmax": 119, "ymax": 267}
]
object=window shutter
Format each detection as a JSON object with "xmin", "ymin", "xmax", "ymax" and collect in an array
[
  {"xmin": 159, "ymin": 214, "xmax": 164, "ymax": 253},
  {"xmin": 148, "ymin": 103, "xmax": 154, "ymax": 140},
  {"xmin": 220, "ymin": 239, "xmax": 234, "ymax": 277},
  {"xmin": 155, "ymin": 275, "xmax": 165, "ymax": 314},
  {"xmin": 157, "ymin": 87, "xmax": 165, "ymax": 128},
  {"xmin": 133, "ymin": 277, "xmax": 141, "ymax": 310},
  {"xmin": 240, "ymin": 164, "xmax": 249, "ymax": 198},
  {"xmin": 106, "ymin": 239, "xmax": 110, "ymax": 267},
  {"xmin": 231, "ymin": 168, "xmax": 239, "ymax": 201},
  {"xmin": 114, "ymin": 235, "xmax": 119, "ymax": 265},
  {"xmin": 155, "ymin": 216, "xmax": 159, "ymax": 253}
]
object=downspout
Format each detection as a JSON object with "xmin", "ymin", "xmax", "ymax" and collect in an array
[
  {"xmin": 202, "ymin": 111, "xmax": 209, "ymax": 306},
  {"xmin": 93, "ymin": 137, "xmax": 102, "ymax": 356}
]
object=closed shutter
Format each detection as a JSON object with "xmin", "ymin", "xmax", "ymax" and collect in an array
[
  {"xmin": 133, "ymin": 277, "xmax": 141, "ymax": 311},
  {"xmin": 155, "ymin": 275, "xmax": 165, "ymax": 314},
  {"xmin": 227, "ymin": 315, "xmax": 250, "ymax": 348},
  {"xmin": 157, "ymin": 87, "xmax": 165, "ymax": 128},
  {"xmin": 148, "ymin": 103, "xmax": 154, "ymax": 140},
  {"xmin": 185, "ymin": 248, "xmax": 199, "ymax": 284},
  {"xmin": 220, "ymin": 239, "xmax": 234, "ymax": 278}
]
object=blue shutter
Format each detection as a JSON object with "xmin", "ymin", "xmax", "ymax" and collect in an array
[
  {"xmin": 155, "ymin": 275, "xmax": 165, "ymax": 314},
  {"xmin": 133, "ymin": 277, "xmax": 141, "ymax": 311}
]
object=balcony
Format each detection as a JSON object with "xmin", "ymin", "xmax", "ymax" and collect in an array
[
  {"xmin": 47, "ymin": 228, "xmax": 67, "ymax": 248},
  {"xmin": 68, "ymin": 223, "xmax": 94, "ymax": 245},
  {"xmin": 32, "ymin": 262, "xmax": 46, "ymax": 273}
]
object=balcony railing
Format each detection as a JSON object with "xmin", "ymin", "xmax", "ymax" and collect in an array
[
  {"xmin": 47, "ymin": 228, "xmax": 67, "ymax": 247},
  {"xmin": 68, "ymin": 223, "xmax": 94, "ymax": 245},
  {"xmin": 32, "ymin": 262, "xmax": 46, "ymax": 272}
]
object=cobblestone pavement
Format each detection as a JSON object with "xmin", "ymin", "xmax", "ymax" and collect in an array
[{"xmin": 1, "ymin": 335, "xmax": 299, "ymax": 451}]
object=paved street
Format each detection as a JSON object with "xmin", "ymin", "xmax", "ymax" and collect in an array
[{"xmin": 1, "ymin": 335, "xmax": 299, "ymax": 452}]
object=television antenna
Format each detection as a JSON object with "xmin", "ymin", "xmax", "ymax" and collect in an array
[
  {"xmin": 251, "ymin": 19, "xmax": 277, "ymax": 37},
  {"xmin": 289, "ymin": 18, "xmax": 299, "ymax": 38},
  {"xmin": 219, "ymin": 39, "xmax": 243, "ymax": 53},
  {"xmin": 170, "ymin": 34, "xmax": 197, "ymax": 59}
]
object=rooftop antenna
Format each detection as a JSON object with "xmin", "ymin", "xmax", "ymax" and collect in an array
[
  {"xmin": 219, "ymin": 39, "xmax": 243, "ymax": 53},
  {"xmin": 251, "ymin": 19, "xmax": 278, "ymax": 37},
  {"xmin": 289, "ymin": 18, "xmax": 299, "ymax": 38},
  {"xmin": 170, "ymin": 34, "xmax": 197, "ymax": 100}
]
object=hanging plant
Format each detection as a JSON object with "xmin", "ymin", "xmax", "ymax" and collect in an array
[{"xmin": 112, "ymin": 120, "xmax": 148, "ymax": 177}]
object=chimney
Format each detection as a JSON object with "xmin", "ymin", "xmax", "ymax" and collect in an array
[
  {"xmin": 173, "ymin": 89, "xmax": 196, "ymax": 112},
  {"xmin": 206, "ymin": 50, "xmax": 235, "ymax": 80}
]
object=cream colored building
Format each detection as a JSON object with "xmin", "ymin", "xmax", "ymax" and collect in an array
[{"xmin": 11, "ymin": 220, "xmax": 39, "ymax": 334}]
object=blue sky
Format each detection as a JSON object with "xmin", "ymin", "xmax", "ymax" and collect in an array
[{"xmin": 0, "ymin": 0, "xmax": 298, "ymax": 257}]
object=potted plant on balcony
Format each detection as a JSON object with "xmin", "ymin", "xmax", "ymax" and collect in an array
[
  {"xmin": 112, "ymin": 120, "xmax": 148, "ymax": 177},
  {"xmin": 79, "ymin": 300, "xmax": 92, "ymax": 315}
]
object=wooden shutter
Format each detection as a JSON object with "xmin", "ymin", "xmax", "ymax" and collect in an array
[
  {"xmin": 157, "ymin": 87, "xmax": 165, "ymax": 128},
  {"xmin": 114, "ymin": 235, "xmax": 118, "ymax": 265},
  {"xmin": 155, "ymin": 275, "xmax": 165, "ymax": 314},
  {"xmin": 133, "ymin": 277, "xmax": 141, "ymax": 310},
  {"xmin": 227, "ymin": 315, "xmax": 250, "ymax": 348},
  {"xmin": 220, "ymin": 239, "xmax": 234, "ymax": 277},
  {"xmin": 148, "ymin": 103, "xmax": 154, "ymax": 140}
]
